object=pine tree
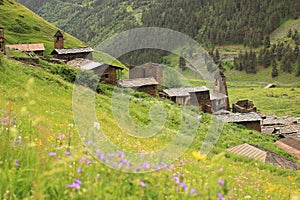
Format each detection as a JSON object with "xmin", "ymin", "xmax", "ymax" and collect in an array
[
  {"xmin": 264, "ymin": 35, "xmax": 271, "ymax": 48},
  {"xmin": 292, "ymin": 30, "xmax": 300, "ymax": 43},
  {"xmin": 179, "ymin": 56, "xmax": 186, "ymax": 70},
  {"xmin": 271, "ymin": 60, "xmax": 278, "ymax": 78},
  {"xmin": 296, "ymin": 61, "xmax": 300, "ymax": 77},
  {"xmin": 214, "ymin": 49, "xmax": 220, "ymax": 64},
  {"xmin": 287, "ymin": 28, "xmax": 292, "ymax": 38}
]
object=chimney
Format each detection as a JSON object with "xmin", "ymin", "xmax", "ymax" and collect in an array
[
  {"xmin": 54, "ymin": 30, "xmax": 64, "ymax": 49},
  {"xmin": 0, "ymin": 27, "xmax": 5, "ymax": 54}
]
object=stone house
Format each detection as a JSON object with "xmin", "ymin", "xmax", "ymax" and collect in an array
[
  {"xmin": 129, "ymin": 63, "xmax": 163, "ymax": 85},
  {"xmin": 214, "ymin": 110, "xmax": 262, "ymax": 132},
  {"xmin": 212, "ymin": 71, "xmax": 230, "ymax": 111},
  {"xmin": 67, "ymin": 58, "xmax": 123, "ymax": 85},
  {"xmin": 210, "ymin": 93, "xmax": 228, "ymax": 113},
  {"xmin": 117, "ymin": 77, "xmax": 159, "ymax": 96},
  {"xmin": 232, "ymin": 99, "xmax": 257, "ymax": 113},
  {"xmin": 160, "ymin": 86, "xmax": 212, "ymax": 112},
  {"xmin": 51, "ymin": 30, "xmax": 93, "ymax": 61}
]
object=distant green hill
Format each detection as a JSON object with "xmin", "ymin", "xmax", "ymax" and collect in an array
[
  {"xmin": 0, "ymin": 0, "xmax": 86, "ymax": 55},
  {"xmin": 18, "ymin": 0, "xmax": 299, "ymax": 48}
]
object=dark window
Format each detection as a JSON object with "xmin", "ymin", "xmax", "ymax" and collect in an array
[{"xmin": 104, "ymin": 74, "xmax": 109, "ymax": 78}]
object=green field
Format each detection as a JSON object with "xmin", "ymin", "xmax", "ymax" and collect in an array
[{"xmin": 1, "ymin": 52, "xmax": 300, "ymax": 199}]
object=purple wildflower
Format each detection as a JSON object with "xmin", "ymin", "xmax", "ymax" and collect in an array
[
  {"xmin": 77, "ymin": 166, "xmax": 82, "ymax": 173},
  {"xmin": 14, "ymin": 159, "xmax": 19, "ymax": 167},
  {"xmin": 161, "ymin": 162, "xmax": 167, "ymax": 168},
  {"xmin": 117, "ymin": 151, "xmax": 125, "ymax": 158},
  {"xmin": 48, "ymin": 152, "xmax": 56, "ymax": 157},
  {"xmin": 2, "ymin": 117, "xmax": 9, "ymax": 125},
  {"xmin": 107, "ymin": 153, "xmax": 114, "ymax": 158},
  {"xmin": 136, "ymin": 168, "xmax": 141, "ymax": 172},
  {"xmin": 155, "ymin": 165, "xmax": 161, "ymax": 170},
  {"xmin": 64, "ymin": 152, "xmax": 71, "ymax": 155},
  {"xmin": 218, "ymin": 178, "xmax": 225, "ymax": 186},
  {"xmin": 74, "ymin": 178, "xmax": 82, "ymax": 185},
  {"xmin": 140, "ymin": 181, "xmax": 146, "ymax": 187},
  {"xmin": 190, "ymin": 188, "xmax": 198, "ymax": 195},
  {"xmin": 86, "ymin": 141, "xmax": 93, "ymax": 147},
  {"xmin": 179, "ymin": 182, "xmax": 187, "ymax": 191},
  {"xmin": 66, "ymin": 183, "xmax": 80, "ymax": 189},
  {"xmin": 141, "ymin": 162, "xmax": 150, "ymax": 169},
  {"xmin": 173, "ymin": 176, "xmax": 180, "ymax": 184},
  {"xmin": 218, "ymin": 192, "xmax": 225, "ymax": 200},
  {"xmin": 85, "ymin": 160, "xmax": 92, "ymax": 165}
]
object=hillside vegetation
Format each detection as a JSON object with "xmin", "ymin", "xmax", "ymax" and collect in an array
[
  {"xmin": 1, "ymin": 48, "xmax": 300, "ymax": 199},
  {"xmin": 18, "ymin": 0, "xmax": 299, "ymax": 47},
  {"xmin": 0, "ymin": 0, "xmax": 86, "ymax": 55}
]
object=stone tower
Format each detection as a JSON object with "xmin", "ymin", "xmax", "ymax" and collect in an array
[
  {"xmin": 54, "ymin": 30, "xmax": 64, "ymax": 49},
  {"xmin": 0, "ymin": 27, "xmax": 5, "ymax": 54},
  {"xmin": 213, "ymin": 71, "xmax": 230, "ymax": 110}
]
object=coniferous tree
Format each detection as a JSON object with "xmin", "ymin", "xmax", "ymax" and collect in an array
[
  {"xmin": 292, "ymin": 30, "xmax": 300, "ymax": 43},
  {"xmin": 264, "ymin": 36, "xmax": 271, "ymax": 48},
  {"xmin": 287, "ymin": 28, "xmax": 292, "ymax": 38},
  {"xmin": 271, "ymin": 60, "xmax": 278, "ymax": 78},
  {"xmin": 179, "ymin": 56, "xmax": 186, "ymax": 70},
  {"xmin": 296, "ymin": 60, "xmax": 300, "ymax": 77}
]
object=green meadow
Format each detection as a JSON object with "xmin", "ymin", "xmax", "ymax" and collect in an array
[{"xmin": 1, "ymin": 52, "xmax": 300, "ymax": 199}]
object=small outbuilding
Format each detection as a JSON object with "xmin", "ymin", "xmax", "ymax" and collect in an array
[
  {"xmin": 227, "ymin": 143, "xmax": 299, "ymax": 169},
  {"xmin": 117, "ymin": 77, "xmax": 159, "ymax": 96},
  {"xmin": 275, "ymin": 137, "xmax": 300, "ymax": 159},
  {"xmin": 6, "ymin": 43, "xmax": 45, "ymax": 56}
]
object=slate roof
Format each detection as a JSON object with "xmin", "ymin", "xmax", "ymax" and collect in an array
[
  {"xmin": 214, "ymin": 111, "xmax": 262, "ymax": 123},
  {"xmin": 276, "ymin": 137, "xmax": 300, "ymax": 159},
  {"xmin": 68, "ymin": 59, "xmax": 102, "ymax": 69},
  {"xmin": 51, "ymin": 47, "xmax": 93, "ymax": 55},
  {"xmin": 54, "ymin": 30, "xmax": 64, "ymax": 37},
  {"xmin": 6, "ymin": 43, "xmax": 45, "ymax": 51},
  {"xmin": 210, "ymin": 93, "xmax": 227, "ymax": 100},
  {"xmin": 163, "ymin": 86, "xmax": 209, "ymax": 97},
  {"xmin": 227, "ymin": 143, "xmax": 299, "ymax": 169},
  {"xmin": 264, "ymin": 84, "xmax": 276, "ymax": 88},
  {"xmin": 117, "ymin": 77, "xmax": 159, "ymax": 88},
  {"xmin": 68, "ymin": 58, "xmax": 123, "ymax": 70}
]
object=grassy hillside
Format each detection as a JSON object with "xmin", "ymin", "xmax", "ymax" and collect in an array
[
  {"xmin": 271, "ymin": 18, "xmax": 300, "ymax": 41},
  {"xmin": 0, "ymin": 52, "xmax": 300, "ymax": 199},
  {"xmin": 0, "ymin": 0, "xmax": 86, "ymax": 55}
]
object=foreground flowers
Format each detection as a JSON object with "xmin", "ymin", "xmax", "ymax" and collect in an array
[{"xmin": 67, "ymin": 178, "xmax": 83, "ymax": 190}]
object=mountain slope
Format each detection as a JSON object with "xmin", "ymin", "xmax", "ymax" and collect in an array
[
  {"xmin": 18, "ymin": 0, "xmax": 300, "ymax": 47},
  {"xmin": 0, "ymin": 0, "xmax": 86, "ymax": 55}
]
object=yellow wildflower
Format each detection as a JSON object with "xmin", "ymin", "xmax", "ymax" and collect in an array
[{"xmin": 192, "ymin": 151, "xmax": 207, "ymax": 161}]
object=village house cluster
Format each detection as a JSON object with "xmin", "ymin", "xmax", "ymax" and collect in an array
[{"xmin": 1, "ymin": 28, "xmax": 299, "ymax": 169}]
